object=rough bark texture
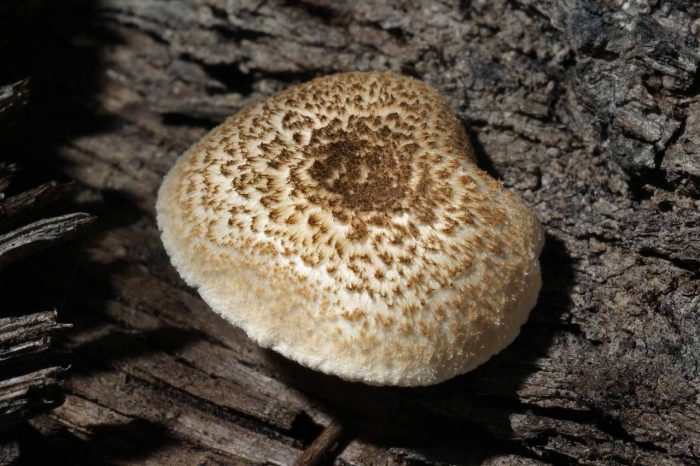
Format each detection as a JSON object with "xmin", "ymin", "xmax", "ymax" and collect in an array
[{"xmin": 2, "ymin": 0, "xmax": 698, "ymax": 465}]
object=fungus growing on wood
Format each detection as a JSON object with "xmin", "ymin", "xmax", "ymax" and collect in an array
[{"xmin": 156, "ymin": 71, "xmax": 544, "ymax": 386}]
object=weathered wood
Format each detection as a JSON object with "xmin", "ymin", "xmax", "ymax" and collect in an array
[
  {"xmin": 294, "ymin": 419, "xmax": 344, "ymax": 466},
  {"xmin": 0, "ymin": 181, "xmax": 75, "ymax": 227},
  {"xmin": 1, "ymin": 0, "xmax": 698, "ymax": 464},
  {"xmin": 0, "ymin": 312, "xmax": 70, "ymax": 431},
  {"xmin": 0, "ymin": 213, "xmax": 95, "ymax": 270},
  {"xmin": 0, "ymin": 169, "xmax": 92, "ymax": 436},
  {"xmin": 0, "ymin": 15, "xmax": 92, "ymax": 455},
  {"xmin": 0, "ymin": 311, "xmax": 71, "ymax": 362},
  {"xmin": 0, "ymin": 80, "xmax": 28, "ymax": 123}
]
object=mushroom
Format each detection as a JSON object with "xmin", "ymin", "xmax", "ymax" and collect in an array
[{"xmin": 156, "ymin": 71, "xmax": 544, "ymax": 386}]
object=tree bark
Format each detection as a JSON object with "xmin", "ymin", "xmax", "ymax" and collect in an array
[{"xmin": 2, "ymin": 0, "xmax": 698, "ymax": 464}]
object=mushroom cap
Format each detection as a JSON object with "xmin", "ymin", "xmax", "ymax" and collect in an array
[{"xmin": 156, "ymin": 71, "xmax": 544, "ymax": 386}]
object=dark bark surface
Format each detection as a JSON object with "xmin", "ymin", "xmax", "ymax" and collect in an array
[{"xmin": 2, "ymin": 0, "xmax": 698, "ymax": 464}]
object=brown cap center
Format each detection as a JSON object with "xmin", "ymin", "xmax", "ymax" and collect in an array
[
  {"xmin": 299, "ymin": 123, "xmax": 420, "ymax": 218},
  {"xmin": 308, "ymin": 132, "xmax": 412, "ymax": 213}
]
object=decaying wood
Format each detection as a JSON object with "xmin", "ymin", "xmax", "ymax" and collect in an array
[
  {"xmin": 0, "ymin": 213, "xmax": 95, "ymax": 271},
  {"xmin": 0, "ymin": 167, "xmax": 93, "ymax": 272},
  {"xmin": 0, "ymin": 310, "xmax": 70, "ymax": 466},
  {"xmin": 0, "ymin": 311, "xmax": 70, "ymax": 430},
  {"xmin": 0, "ymin": 181, "xmax": 75, "ymax": 227},
  {"xmin": 2, "ymin": 0, "xmax": 698, "ymax": 464},
  {"xmin": 294, "ymin": 419, "xmax": 344, "ymax": 466},
  {"xmin": 0, "ymin": 80, "xmax": 28, "ymax": 124},
  {"xmin": 0, "ymin": 17, "xmax": 92, "ymax": 460}
]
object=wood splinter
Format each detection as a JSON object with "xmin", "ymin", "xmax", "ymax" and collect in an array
[{"xmin": 293, "ymin": 419, "xmax": 344, "ymax": 466}]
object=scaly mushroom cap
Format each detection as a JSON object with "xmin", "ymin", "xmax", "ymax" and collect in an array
[{"xmin": 156, "ymin": 71, "xmax": 544, "ymax": 386}]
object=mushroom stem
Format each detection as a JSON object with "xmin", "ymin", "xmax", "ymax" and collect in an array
[{"xmin": 294, "ymin": 418, "xmax": 344, "ymax": 466}]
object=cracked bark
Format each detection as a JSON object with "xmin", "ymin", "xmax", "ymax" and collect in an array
[{"xmin": 2, "ymin": 0, "xmax": 698, "ymax": 464}]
